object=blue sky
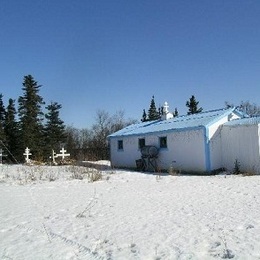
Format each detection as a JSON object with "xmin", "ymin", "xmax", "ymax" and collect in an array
[{"xmin": 1, "ymin": 0, "xmax": 260, "ymax": 128}]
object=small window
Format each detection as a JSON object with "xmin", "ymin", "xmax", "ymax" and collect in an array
[
  {"xmin": 159, "ymin": 136, "xmax": 167, "ymax": 148},
  {"xmin": 138, "ymin": 138, "xmax": 145, "ymax": 149},
  {"xmin": 118, "ymin": 140, "xmax": 123, "ymax": 150}
]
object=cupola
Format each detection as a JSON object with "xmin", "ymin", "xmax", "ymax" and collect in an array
[{"xmin": 161, "ymin": 102, "xmax": 173, "ymax": 120}]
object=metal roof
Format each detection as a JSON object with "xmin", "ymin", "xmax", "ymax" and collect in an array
[
  {"xmin": 109, "ymin": 107, "xmax": 238, "ymax": 138},
  {"xmin": 224, "ymin": 116, "xmax": 260, "ymax": 126}
]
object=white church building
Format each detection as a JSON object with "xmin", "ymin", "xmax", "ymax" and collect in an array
[{"xmin": 108, "ymin": 102, "xmax": 260, "ymax": 174}]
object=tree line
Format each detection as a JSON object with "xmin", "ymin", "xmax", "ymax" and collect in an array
[
  {"xmin": 141, "ymin": 95, "xmax": 260, "ymax": 122},
  {"xmin": 0, "ymin": 75, "xmax": 135, "ymax": 163},
  {"xmin": 141, "ymin": 95, "xmax": 203, "ymax": 122}
]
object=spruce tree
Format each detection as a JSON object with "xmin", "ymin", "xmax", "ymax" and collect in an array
[
  {"xmin": 141, "ymin": 109, "xmax": 147, "ymax": 122},
  {"xmin": 173, "ymin": 107, "xmax": 179, "ymax": 117},
  {"xmin": 148, "ymin": 96, "xmax": 160, "ymax": 121},
  {"xmin": 158, "ymin": 106, "xmax": 163, "ymax": 117},
  {"xmin": 44, "ymin": 102, "xmax": 66, "ymax": 157},
  {"xmin": 4, "ymin": 98, "xmax": 19, "ymax": 162},
  {"xmin": 18, "ymin": 75, "xmax": 45, "ymax": 160},
  {"xmin": 0, "ymin": 94, "xmax": 6, "ymax": 143},
  {"xmin": 186, "ymin": 95, "xmax": 203, "ymax": 115}
]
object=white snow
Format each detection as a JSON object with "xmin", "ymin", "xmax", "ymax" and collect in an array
[{"xmin": 1, "ymin": 163, "xmax": 260, "ymax": 259}]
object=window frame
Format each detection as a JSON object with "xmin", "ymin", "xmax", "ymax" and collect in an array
[
  {"xmin": 159, "ymin": 136, "xmax": 167, "ymax": 149},
  {"xmin": 138, "ymin": 138, "xmax": 146, "ymax": 150},
  {"xmin": 117, "ymin": 140, "xmax": 124, "ymax": 150}
]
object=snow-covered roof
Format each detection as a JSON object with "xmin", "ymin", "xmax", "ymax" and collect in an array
[
  {"xmin": 224, "ymin": 116, "xmax": 260, "ymax": 126},
  {"xmin": 109, "ymin": 107, "xmax": 240, "ymax": 138}
]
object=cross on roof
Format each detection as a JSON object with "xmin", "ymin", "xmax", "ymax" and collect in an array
[{"xmin": 163, "ymin": 101, "xmax": 169, "ymax": 113}]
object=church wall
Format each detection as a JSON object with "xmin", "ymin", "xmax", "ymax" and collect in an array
[
  {"xmin": 110, "ymin": 127, "xmax": 206, "ymax": 172},
  {"xmin": 221, "ymin": 124, "xmax": 260, "ymax": 173}
]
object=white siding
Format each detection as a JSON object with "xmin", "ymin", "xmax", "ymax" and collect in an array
[
  {"xmin": 110, "ymin": 136, "xmax": 141, "ymax": 168},
  {"xmin": 110, "ymin": 128, "xmax": 206, "ymax": 172},
  {"xmin": 209, "ymin": 112, "xmax": 241, "ymax": 171},
  {"xmin": 208, "ymin": 118, "xmax": 226, "ymax": 171},
  {"xmin": 160, "ymin": 129, "xmax": 206, "ymax": 172},
  {"xmin": 221, "ymin": 124, "xmax": 260, "ymax": 173},
  {"xmin": 209, "ymin": 125, "xmax": 223, "ymax": 170},
  {"xmin": 259, "ymin": 126, "xmax": 260, "ymax": 158}
]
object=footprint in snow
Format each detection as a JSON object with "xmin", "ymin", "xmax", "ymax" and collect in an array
[
  {"xmin": 246, "ymin": 224, "xmax": 254, "ymax": 230},
  {"xmin": 130, "ymin": 243, "xmax": 139, "ymax": 255}
]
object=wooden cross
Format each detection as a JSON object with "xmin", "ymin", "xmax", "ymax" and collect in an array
[
  {"xmin": 0, "ymin": 149, "xmax": 3, "ymax": 165},
  {"xmin": 50, "ymin": 149, "xmax": 58, "ymax": 164},
  {"xmin": 56, "ymin": 147, "xmax": 70, "ymax": 160},
  {"xmin": 0, "ymin": 149, "xmax": 7, "ymax": 165},
  {"xmin": 23, "ymin": 147, "xmax": 32, "ymax": 163}
]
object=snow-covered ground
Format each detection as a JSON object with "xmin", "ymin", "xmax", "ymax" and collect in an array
[{"xmin": 1, "ymin": 163, "xmax": 260, "ymax": 259}]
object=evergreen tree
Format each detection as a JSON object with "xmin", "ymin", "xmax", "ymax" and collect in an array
[
  {"xmin": 0, "ymin": 94, "xmax": 6, "ymax": 142},
  {"xmin": 18, "ymin": 75, "xmax": 45, "ymax": 160},
  {"xmin": 4, "ymin": 98, "xmax": 20, "ymax": 162},
  {"xmin": 173, "ymin": 107, "xmax": 179, "ymax": 117},
  {"xmin": 148, "ymin": 96, "xmax": 160, "ymax": 121},
  {"xmin": 186, "ymin": 95, "xmax": 203, "ymax": 115},
  {"xmin": 141, "ymin": 109, "xmax": 147, "ymax": 122},
  {"xmin": 158, "ymin": 106, "xmax": 163, "ymax": 117},
  {"xmin": 44, "ymin": 102, "xmax": 66, "ymax": 157}
]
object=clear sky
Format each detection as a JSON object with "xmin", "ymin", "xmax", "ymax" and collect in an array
[{"xmin": 1, "ymin": 0, "xmax": 260, "ymax": 128}]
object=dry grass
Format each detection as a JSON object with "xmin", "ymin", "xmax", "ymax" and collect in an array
[{"xmin": 0, "ymin": 164, "xmax": 105, "ymax": 184}]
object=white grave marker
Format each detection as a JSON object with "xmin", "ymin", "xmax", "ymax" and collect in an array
[
  {"xmin": 56, "ymin": 147, "xmax": 70, "ymax": 160},
  {"xmin": 52, "ymin": 149, "xmax": 56, "ymax": 163},
  {"xmin": 50, "ymin": 149, "xmax": 59, "ymax": 164},
  {"xmin": 23, "ymin": 147, "xmax": 32, "ymax": 163},
  {"xmin": 0, "ymin": 148, "xmax": 6, "ymax": 165},
  {"xmin": 0, "ymin": 149, "xmax": 3, "ymax": 165}
]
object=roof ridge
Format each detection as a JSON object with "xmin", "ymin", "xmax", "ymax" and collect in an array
[{"xmin": 176, "ymin": 107, "xmax": 233, "ymax": 118}]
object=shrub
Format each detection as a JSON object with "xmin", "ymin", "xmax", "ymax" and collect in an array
[
  {"xmin": 87, "ymin": 170, "xmax": 102, "ymax": 182},
  {"xmin": 232, "ymin": 159, "xmax": 241, "ymax": 175},
  {"xmin": 71, "ymin": 171, "xmax": 84, "ymax": 180},
  {"xmin": 46, "ymin": 173, "xmax": 57, "ymax": 182}
]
